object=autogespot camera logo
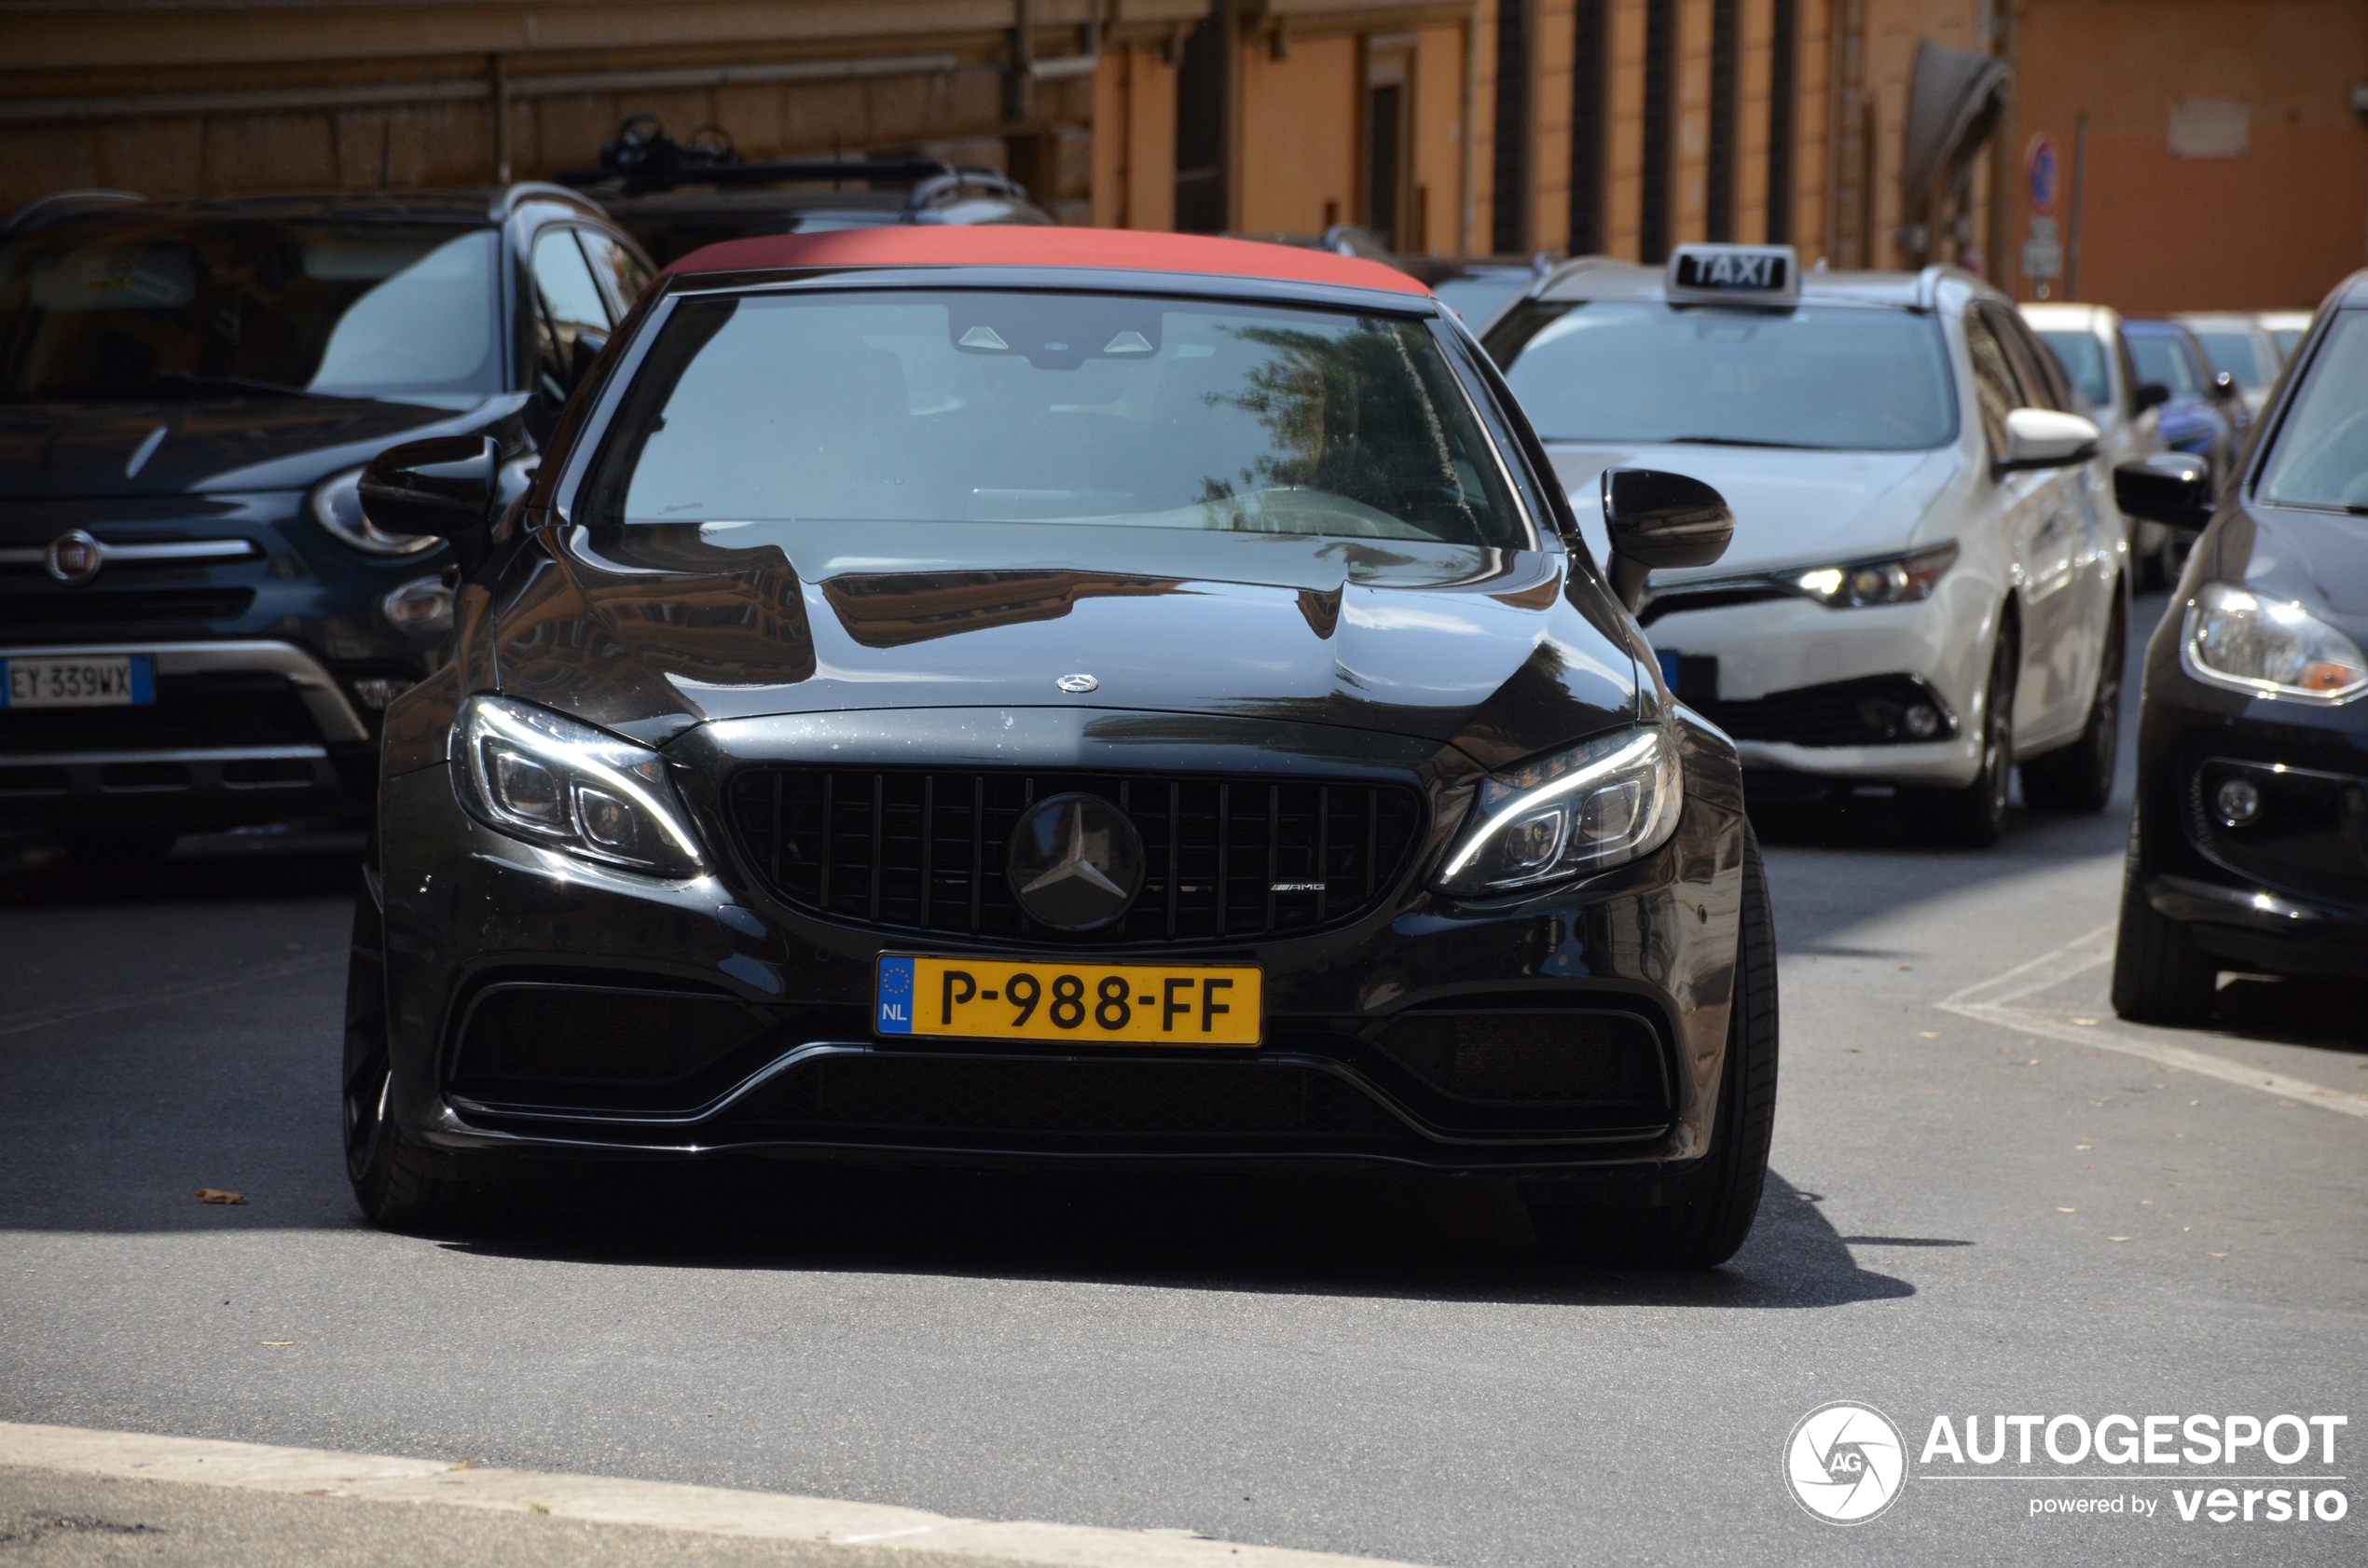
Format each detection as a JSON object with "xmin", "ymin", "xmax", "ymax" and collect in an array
[{"xmin": 1786, "ymin": 1402, "xmax": 1911, "ymax": 1524}]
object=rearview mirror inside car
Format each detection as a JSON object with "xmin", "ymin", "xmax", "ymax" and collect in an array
[
  {"xmin": 361, "ymin": 436, "xmax": 500, "ymax": 543},
  {"xmin": 1996, "ymin": 407, "xmax": 2100, "ymax": 475},
  {"xmin": 2113, "ymin": 452, "xmax": 2215, "ymax": 531},
  {"xmin": 2133, "ymin": 380, "xmax": 2171, "ymax": 412},
  {"xmin": 1601, "ymin": 468, "xmax": 1735, "ymax": 612}
]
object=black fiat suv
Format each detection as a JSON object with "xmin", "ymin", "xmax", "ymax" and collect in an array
[
  {"xmin": 0, "ymin": 186, "xmax": 653, "ymax": 860},
  {"xmin": 2112, "ymin": 268, "xmax": 2368, "ymax": 1014},
  {"xmin": 341, "ymin": 227, "xmax": 1778, "ymax": 1268}
]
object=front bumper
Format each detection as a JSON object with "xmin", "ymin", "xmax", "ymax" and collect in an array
[
  {"xmin": 0, "ymin": 640, "xmax": 376, "ymax": 830},
  {"xmin": 2131, "ymin": 638, "xmax": 2368, "ymax": 981},
  {"xmin": 1643, "ymin": 591, "xmax": 1987, "ymax": 787},
  {"xmin": 378, "ymin": 708, "xmax": 1751, "ymax": 1180}
]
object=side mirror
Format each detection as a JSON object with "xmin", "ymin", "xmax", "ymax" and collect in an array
[
  {"xmin": 2133, "ymin": 380, "xmax": 2171, "ymax": 412},
  {"xmin": 2210, "ymin": 369, "xmax": 2239, "ymax": 401},
  {"xmin": 360, "ymin": 435, "xmax": 499, "ymax": 542},
  {"xmin": 1601, "ymin": 467, "xmax": 1734, "ymax": 612},
  {"xmin": 1996, "ymin": 406, "xmax": 2100, "ymax": 475},
  {"xmin": 2113, "ymin": 452, "xmax": 2215, "ymax": 530}
]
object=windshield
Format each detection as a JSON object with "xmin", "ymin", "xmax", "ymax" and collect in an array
[
  {"xmin": 1483, "ymin": 300, "xmax": 1957, "ymax": 449},
  {"xmin": 2257, "ymin": 311, "xmax": 2368, "ymax": 511},
  {"xmin": 0, "ymin": 221, "xmax": 502, "ymax": 405},
  {"xmin": 2192, "ymin": 328, "xmax": 2269, "ymax": 389},
  {"xmin": 2035, "ymin": 329, "xmax": 2110, "ymax": 408},
  {"xmin": 2127, "ymin": 332, "xmax": 2200, "ymax": 397},
  {"xmin": 579, "ymin": 291, "xmax": 1527, "ymax": 546},
  {"xmin": 2271, "ymin": 326, "xmax": 2306, "ymax": 359}
]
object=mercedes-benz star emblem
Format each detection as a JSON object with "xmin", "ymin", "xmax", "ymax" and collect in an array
[
  {"xmin": 1055, "ymin": 673, "xmax": 1098, "ymax": 694},
  {"xmin": 45, "ymin": 530, "xmax": 103, "ymax": 585},
  {"xmin": 1005, "ymin": 792, "xmax": 1145, "ymax": 930}
]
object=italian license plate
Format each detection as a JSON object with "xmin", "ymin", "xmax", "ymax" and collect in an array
[
  {"xmin": 875, "ymin": 955, "xmax": 1263, "ymax": 1047},
  {"xmin": 0, "ymin": 653, "xmax": 154, "ymax": 709}
]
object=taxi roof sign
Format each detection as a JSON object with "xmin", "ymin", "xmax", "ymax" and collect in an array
[{"xmin": 1665, "ymin": 243, "xmax": 1801, "ymax": 306}]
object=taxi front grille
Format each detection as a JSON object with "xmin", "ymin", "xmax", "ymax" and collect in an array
[{"xmin": 726, "ymin": 767, "xmax": 1425, "ymax": 946}]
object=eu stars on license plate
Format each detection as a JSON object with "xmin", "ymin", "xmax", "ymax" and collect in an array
[{"xmin": 876, "ymin": 955, "xmax": 1262, "ymax": 1047}]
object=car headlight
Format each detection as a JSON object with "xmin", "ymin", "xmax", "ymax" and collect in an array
[
  {"xmin": 1792, "ymin": 543, "xmax": 1958, "ymax": 608},
  {"xmin": 452, "ymin": 695, "xmax": 708, "ymax": 875},
  {"xmin": 1434, "ymin": 724, "xmax": 1682, "ymax": 896},
  {"xmin": 2182, "ymin": 583, "xmax": 2368, "ymax": 704},
  {"xmin": 310, "ymin": 463, "xmax": 441, "ymax": 556}
]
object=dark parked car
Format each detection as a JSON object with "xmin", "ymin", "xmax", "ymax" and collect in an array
[
  {"xmin": 560, "ymin": 117, "xmax": 1051, "ymax": 268},
  {"xmin": 0, "ymin": 186, "xmax": 654, "ymax": 859},
  {"xmin": 2124, "ymin": 317, "xmax": 2242, "ymax": 472},
  {"xmin": 342, "ymin": 227, "xmax": 1778, "ymax": 1269},
  {"xmin": 2111, "ymin": 269, "xmax": 2368, "ymax": 1018},
  {"xmin": 1401, "ymin": 254, "xmax": 1558, "ymax": 331}
]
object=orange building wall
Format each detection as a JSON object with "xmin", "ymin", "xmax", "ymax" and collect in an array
[
  {"xmin": 1236, "ymin": 34, "xmax": 1362, "ymax": 235},
  {"xmin": 1093, "ymin": 45, "xmax": 1177, "ymax": 231},
  {"xmin": 1607, "ymin": 0, "xmax": 1649, "ymax": 257},
  {"xmin": 2011, "ymin": 0, "xmax": 2368, "ymax": 311},
  {"xmin": 1414, "ymin": 26, "xmax": 1467, "ymax": 254}
]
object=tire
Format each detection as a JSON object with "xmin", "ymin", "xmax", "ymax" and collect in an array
[
  {"xmin": 1908, "ymin": 626, "xmax": 2017, "ymax": 847},
  {"xmin": 2110, "ymin": 820, "xmax": 2218, "ymax": 1025},
  {"xmin": 344, "ymin": 865, "xmax": 516, "ymax": 1232},
  {"xmin": 2021, "ymin": 592, "xmax": 2125, "ymax": 814},
  {"xmin": 1528, "ymin": 824, "xmax": 1779, "ymax": 1270}
]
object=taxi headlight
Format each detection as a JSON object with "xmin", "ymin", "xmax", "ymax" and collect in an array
[
  {"xmin": 1794, "ymin": 543, "xmax": 1958, "ymax": 608},
  {"xmin": 310, "ymin": 463, "xmax": 442, "ymax": 556},
  {"xmin": 1434, "ymin": 725, "xmax": 1682, "ymax": 896},
  {"xmin": 2182, "ymin": 583, "xmax": 2368, "ymax": 704},
  {"xmin": 452, "ymin": 695, "xmax": 707, "ymax": 875}
]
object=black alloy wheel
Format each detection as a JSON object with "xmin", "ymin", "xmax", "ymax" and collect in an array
[
  {"xmin": 1527, "ymin": 823, "xmax": 1779, "ymax": 1269},
  {"xmin": 1909, "ymin": 626, "xmax": 2017, "ymax": 847},
  {"xmin": 2022, "ymin": 591, "xmax": 2126, "ymax": 814},
  {"xmin": 344, "ymin": 860, "xmax": 516, "ymax": 1232},
  {"xmin": 2110, "ymin": 817, "xmax": 2219, "ymax": 1025}
]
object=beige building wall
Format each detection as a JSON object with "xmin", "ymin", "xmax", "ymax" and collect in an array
[{"xmin": 1236, "ymin": 33, "xmax": 1362, "ymax": 233}]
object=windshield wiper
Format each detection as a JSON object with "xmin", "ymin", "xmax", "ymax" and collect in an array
[
  {"xmin": 147, "ymin": 371, "xmax": 318, "ymax": 399},
  {"xmin": 1659, "ymin": 434, "xmax": 1824, "ymax": 449}
]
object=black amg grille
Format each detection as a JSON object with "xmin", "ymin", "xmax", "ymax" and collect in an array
[
  {"xmin": 755, "ymin": 1053, "xmax": 1404, "ymax": 1140},
  {"xmin": 1698, "ymin": 673, "xmax": 1958, "ymax": 748},
  {"xmin": 727, "ymin": 768, "xmax": 1425, "ymax": 945}
]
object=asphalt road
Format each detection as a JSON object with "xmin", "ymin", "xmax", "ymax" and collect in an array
[{"xmin": 1, "ymin": 595, "xmax": 2361, "ymax": 1567}]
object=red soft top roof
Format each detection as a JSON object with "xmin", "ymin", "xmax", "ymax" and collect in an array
[{"xmin": 663, "ymin": 226, "xmax": 1431, "ymax": 298}]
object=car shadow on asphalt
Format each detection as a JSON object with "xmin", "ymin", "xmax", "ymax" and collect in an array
[
  {"xmin": 0, "ymin": 827, "xmax": 365, "ymax": 908},
  {"xmin": 432, "ymin": 1163, "xmax": 1919, "ymax": 1310}
]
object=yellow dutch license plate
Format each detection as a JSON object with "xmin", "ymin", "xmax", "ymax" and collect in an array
[{"xmin": 874, "ymin": 955, "xmax": 1262, "ymax": 1047}]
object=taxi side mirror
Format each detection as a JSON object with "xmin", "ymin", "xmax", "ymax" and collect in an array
[
  {"xmin": 2133, "ymin": 381, "xmax": 2171, "ymax": 412},
  {"xmin": 1602, "ymin": 468, "xmax": 1734, "ymax": 612},
  {"xmin": 1996, "ymin": 407, "xmax": 2100, "ymax": 475},
  {"xmin": 2113, "ymin": 452, "xmax": 2215, "ymax": 530}
]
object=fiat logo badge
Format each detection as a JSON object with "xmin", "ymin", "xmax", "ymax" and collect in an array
[
  {"xmin": 45, "ymin": 530, "xmax": 103, "ymax": 585},
  {"xmin": 1055, "ymin": 672, "xmax": 1098, "ymax": 694}
]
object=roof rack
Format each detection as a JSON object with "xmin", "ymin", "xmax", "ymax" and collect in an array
[{"xmin": 556, "ymin": 115, "xmax": 1031, "ymax": 210}]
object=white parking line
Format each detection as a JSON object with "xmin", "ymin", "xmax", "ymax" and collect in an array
[
  {"xmin": 0, "ymin": 1421, "xmax": 1436, "ymax": 1568},
  {"xmin": 0, "ymin": 952, "xmax": 342, "ymax": 1039},
  {"xmin": 1935, "ymin": 924, "xmax": 2368, "ymax": 1121}
]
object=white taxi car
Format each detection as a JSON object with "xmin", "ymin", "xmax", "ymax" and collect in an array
[
  {"xmin": 1482, "ymin": 244, "xmax": 2126, "ymax": 845},
  {"xmin": 2021, "ymin": 301, "xmax": 2170, "ymax": 582}
]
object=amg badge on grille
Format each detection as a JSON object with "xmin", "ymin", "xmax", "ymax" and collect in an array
[{"xmin": 1005, "ymin": 792, "xmax": 1145, "ymax": 930}]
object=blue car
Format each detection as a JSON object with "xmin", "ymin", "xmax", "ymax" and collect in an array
[{"xmin": 0, "ymin": 186, "xmax": 653, "ymax": 861}]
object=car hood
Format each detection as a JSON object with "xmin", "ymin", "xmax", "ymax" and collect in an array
[
  {"xmin": 494, "ymin": 519, "xmax": 1643, "ymax": 769},
  {"xmin": 0, "ymin": 394, "xmax": 507, "ymax": 499},
  {"xmin": 1543, "ymin": 442, "xmax": 1965, "ymax": 578}
]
